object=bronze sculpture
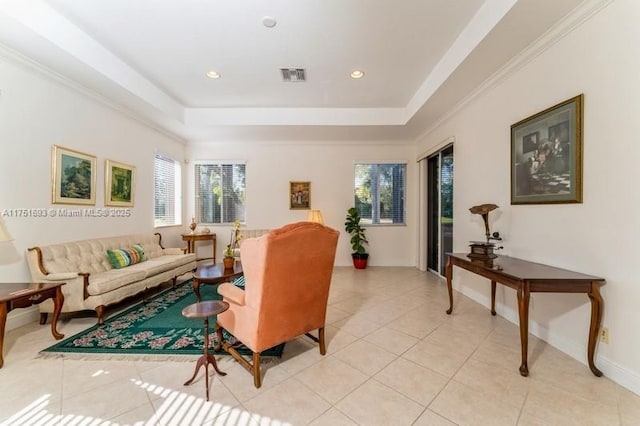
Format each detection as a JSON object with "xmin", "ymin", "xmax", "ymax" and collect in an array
[{"xmin": 468, "ymin": 203, "xmax": 502, "ymax": 259}]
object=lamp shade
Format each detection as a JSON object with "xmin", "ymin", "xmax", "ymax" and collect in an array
[
  {"xmin": 307, "ymin": 210, "xmax": 324, "ymax": 225},
  {"xmin": 0, "ymin": 217, "xmax": 12, "ymax": 242}
]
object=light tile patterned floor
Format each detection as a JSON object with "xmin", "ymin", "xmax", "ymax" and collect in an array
[{"xmin": 0, "ymin": 267, "xmax": 638, "ymax": 425}]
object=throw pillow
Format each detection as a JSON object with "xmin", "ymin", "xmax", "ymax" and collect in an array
[
  {"xmin": 107, "ymin": 244, "xmax": 147, "ymax": 269},
  {"xmin": 232, "ymin": 275, "xmax": 246, "ymax": 288}
]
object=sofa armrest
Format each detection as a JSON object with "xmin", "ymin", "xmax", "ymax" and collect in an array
[
  {"xmin": 218, "ymin": 283, "xmax": 246, "ymax": 306},
  {"xmin": 163, "ymin": 248, "xmax": 186, "ymax": 255},
  {"xmin": 45, "ymin": 272, "xmax": 79, "ymax": 281}
]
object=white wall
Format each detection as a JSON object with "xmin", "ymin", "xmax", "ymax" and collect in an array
[
  {"xmin": 0, "ymin": 53, "xmax": 187, "ymax": 325},
  {"xmin": 186, "ymin": 141, "xmax": 417, "ymax": 267},
  {"xmin": 416, "ymin": 0, "xmax": 640, "ymax": 394}
]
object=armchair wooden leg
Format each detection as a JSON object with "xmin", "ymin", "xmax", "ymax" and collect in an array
[
  {"xmin": 305, "ymin": 327, "xmax": 327, "ymax": 355},
  {"xmin": 221, "ymin": 341, "xmax": 264, "ymax": 388},
  {"xmin": 253, "ymin": 352, "xmax": 261, "ymax": 388},
  {"xmin": 318, "ymin": 327, "xmax": 326, "ymax": 355}
]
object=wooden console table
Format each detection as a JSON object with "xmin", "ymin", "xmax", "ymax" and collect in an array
[
  {"xmin": 181, "ymin": 232, "xmax": 216, "ymax": 263},
  {"xmin": 445, "ymin": 253, "xmax": 605, "ymax": 377},
  {"xmin": 0, "ymin": 282, "xmax": 65, "ymax": 368}
]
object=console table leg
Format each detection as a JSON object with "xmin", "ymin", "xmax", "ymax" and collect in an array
[
  {"xmin": 587, "ymin": 281, "xmax": 604, "ymax": 377},
  {"xmin": 517, "ymin": 284, "xmax": 530, "ymax": 376},
  {"xmin": 491, "ymin": 281, "xmax": 497, "ymax": 316},
  {"xmin": 0, "ymin": 303, "xmax": 7, "ymax": 368},
  {"xmin": 445, "ymin": 257, "xmax": 454, "ymax": 315}
]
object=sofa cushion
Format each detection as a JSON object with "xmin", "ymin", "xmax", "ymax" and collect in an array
[
  {"xmin": 86, "ymin": 268, "xmax": 147, "ymax": 295},
  {"xmin": 106, "ymin": 244, "xmax": 147, "ymax": 269},
  {"xmin": 127, "ymin": 253, "xmax": 195, "ymax": 277}
]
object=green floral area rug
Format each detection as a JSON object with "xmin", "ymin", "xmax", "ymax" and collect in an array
[{"xmin": 41, "ymin": 279, "xmax": 284, "ymax": 359}]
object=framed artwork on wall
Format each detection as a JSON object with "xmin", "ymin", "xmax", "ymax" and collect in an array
[
  {"xmin": 51, "ymin": 145, "xmax": 97, "ymax": 205},
  {"xmin": 510, "ymin": 94, "xmax": 583, "ymax": 204},
  {"xmin": 290, "ymin": 181, "xmax": 311, "ymax": 210},
  {"xmin": 105, "ymin": 159, "xmax": 136, "ymax": 207}
]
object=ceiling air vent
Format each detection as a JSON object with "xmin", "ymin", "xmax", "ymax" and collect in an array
[{"xmin": 280, "ymin": 68, "xmax": 306, "ymax": 82}]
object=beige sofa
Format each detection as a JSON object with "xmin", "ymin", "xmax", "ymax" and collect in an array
[
  {"xmin": 27, "ymin": 233, "xmax": 196, "ymax": 324},
  {"xmin": 233, "ymin": 229, "xmax": 270, "ymax": 260}
]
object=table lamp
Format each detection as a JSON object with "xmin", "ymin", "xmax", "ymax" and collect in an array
[
  {"xmin": 307, "ymin": 210, "xmax": 324, "ymax": 225},
  {"xmin": 0, "ymin": 216, "xmax": 19, "ymax": 264},
  {"xmin": 0, "ymin": 217, "xmax": 12, "ymax": 244}
]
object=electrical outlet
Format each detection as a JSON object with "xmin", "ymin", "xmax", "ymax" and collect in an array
[{"xmin": 600, "ymin": 327, "xmax": 610, "ymax": 344}]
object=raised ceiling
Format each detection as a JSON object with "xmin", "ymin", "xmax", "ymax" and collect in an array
[{"xmin": 0, "ymin": 0, "xmax": 586, "ymax": 142}]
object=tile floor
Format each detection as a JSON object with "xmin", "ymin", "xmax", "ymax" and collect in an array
[{"xmin": 1, "ymin": 267, "xmax": 639, "ymax": 425}]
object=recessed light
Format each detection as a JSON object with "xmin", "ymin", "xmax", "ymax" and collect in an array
[
  {"xmin": 206, "ymin": 70, "xmax": 221, "ymax": 79},
  {"xmin": 262, "ymin": 16, "xmax": 277, "ymax": 28},
  {"xmin": 350, "ymin": 70, "xmax": 365, "ymax": 79}
]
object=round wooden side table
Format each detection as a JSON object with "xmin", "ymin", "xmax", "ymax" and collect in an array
[{"xmin": 182, "ymin": 300, "xmax": 229, "ymax": 401}]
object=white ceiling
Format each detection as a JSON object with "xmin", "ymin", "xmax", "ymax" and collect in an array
[{"xmin": 0, "ymin": 0, "xmax": 586, "ymax": 142}]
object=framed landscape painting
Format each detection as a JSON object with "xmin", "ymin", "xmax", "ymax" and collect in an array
[
  {"xmin": 51, "ymin": 145, "xmax": 97, "ymax": 205},
  {"xmin": 105, "ymin": 159, "xmax": 136, "ymax": 207},
  {"xmin": 510, "ymin": 94, "xmax": 583, "ymax": 204},
  {"xmin": 290, "ymin": 181, "xmax": 311, "ymax": 210}
]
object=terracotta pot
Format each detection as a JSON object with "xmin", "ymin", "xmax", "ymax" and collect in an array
[{"xmin": 223, "ymin": 257, "xmax": 235, "ymax": 269}]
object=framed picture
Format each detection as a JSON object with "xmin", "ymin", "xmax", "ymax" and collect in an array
[
  {"xmin": 105, "ymin": 159, "xmax": 136, "ymax": 207},
  {"xmin": 51, "ymin": 145, "xmax": 97, "ymax": 205},
  {"xmin": 290, "ymin": 181, "xmax": 311, "ymax": 210},
  {"xmin": 510, "ymin": 94, "xmax": 583, "ymax": 204}
]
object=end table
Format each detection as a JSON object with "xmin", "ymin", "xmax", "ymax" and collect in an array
[
  {"xmin": 182, "ymin": 300, "xmax": 229, "ymax": 401},
  {"xmin": 0, "ymin": 282, "xmax": 65, "ymax": 368}
]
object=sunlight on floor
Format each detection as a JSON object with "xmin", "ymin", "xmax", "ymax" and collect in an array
[{"xmin": 1, "ymin": 378, "xmax": 292, "ymax": 426}]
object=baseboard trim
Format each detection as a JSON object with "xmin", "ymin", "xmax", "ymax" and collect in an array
[
  {"xmin": 456, "ymin": 284, "xmax": 640, "ymax": 396},
  {"xmin": 6, "ymin": 306, "xmax": 40, "ymax": 332}
]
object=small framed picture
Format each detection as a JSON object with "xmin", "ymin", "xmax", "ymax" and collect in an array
[
  {"xmin": 51, "ymin": 145, "xmax": 97, "ymax": 205},
  {"xmin": 105, "ymin": 159, "xmax": 136, "ymax": 207},
  {"xmin": 510, "ymin": 94, "xmax": 583, "ymax": 204},
  {"xmin": 290, "ymin": 181, "xmax": 311, "ymax": 210}
]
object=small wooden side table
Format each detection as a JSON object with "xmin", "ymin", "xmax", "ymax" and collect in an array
[
  {"xmin": 181, "ymin": 232, "xmax": 217, "ymax": 263},
  {"xmin": 192, "ymin": 262, "xmax": 243, "ymax": 302},
  {"xmin": 0, "ymin": 282, "xmax": 65, "ymax": 368},
  {"xmin": 182, "ymin": 300, "xmax": 229, "ymax": 401}
]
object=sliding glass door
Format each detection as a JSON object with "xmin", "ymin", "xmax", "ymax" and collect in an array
[{"xmin": 426, "ymin": 145, "xmax": 453, "ymax": 275}]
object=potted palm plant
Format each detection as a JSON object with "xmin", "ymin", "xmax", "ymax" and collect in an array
[{"xmin": 344, "ymin": 207, "xmax": 369, "ymax": 269}]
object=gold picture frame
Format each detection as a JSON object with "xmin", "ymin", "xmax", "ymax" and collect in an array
[
  {"xmin": 105, "ymin": 159, "xmax": 136, "ymax": 207},
  {"xmin": 51, "ymin": 145, "xmax": 97, "ymax": 205},
  {"xmin": 290, "ymin": 181, "xmax": 311, "ymax": 210},
  {"xmin": 510, "ymin": 94, "xmax": 583, "ymax": 204}
]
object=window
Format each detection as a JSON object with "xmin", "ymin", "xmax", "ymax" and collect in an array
[
  {"xmin": 195, "ymin": 162, "xmax": 246, "ymax": 224},
  {"xmin": 354, "ymin": 163, "xmax": 406, "ymax": 225},
  {"xmin": 154, "ymin": 153, "xmax": 181, "ymax": 227}
]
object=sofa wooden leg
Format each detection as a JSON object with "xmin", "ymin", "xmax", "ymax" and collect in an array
[
  {"xmin": 253, "ymin": 352, "xmax": 262, "ymax": 388},
  {"xmin": 172, "ymin": 276, "xmax": 177, "ymax": 288},
  {"xmin": 39, "ymin": 313, "xmax": 48, "ymax": 325},
  {"xmin": 95, "ymin": 306, "xmax": 106, "ymax": 325}
]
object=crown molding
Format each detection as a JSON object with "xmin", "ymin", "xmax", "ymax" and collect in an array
[
  {"xmin": 415, "ymin": 0, "xmax": 614, "ymax": 144},
  {"xmin": 0, "ymin": 43, "xmax": 188, "ymax": 145}
]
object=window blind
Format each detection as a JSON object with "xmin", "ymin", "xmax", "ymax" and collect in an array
[
  {"xmin": 195, "ymin": 163, "xmax": 246, "ymax": 224},
  {"xmin": 154, "ymin": 154, "xmax": 181, "ymax": 227},
  {"xmin": 354, "ymin": 163, "xmax": 406, "ymax": 225}
]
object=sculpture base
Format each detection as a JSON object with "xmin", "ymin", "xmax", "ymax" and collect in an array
[{"xmin": 468, "ymin": 242, "xmax": 497, "ymax": 260}]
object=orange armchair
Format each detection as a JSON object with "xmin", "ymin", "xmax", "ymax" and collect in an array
[{"xmin": 215, "ymin": 222, "xmax": 339, "ymax": 388}]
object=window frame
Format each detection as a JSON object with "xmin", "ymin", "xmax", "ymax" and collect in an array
[
  {"xmin": 193, "ymin": 160, "xmax": 247, "ymax": 225},
  {"xmin": 153, "ymin": 152, "xmax": 182, "ymax": 228},
  {"xmin": 354, "ymin": 161, "xmax": 407, "ymax": 226}
]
